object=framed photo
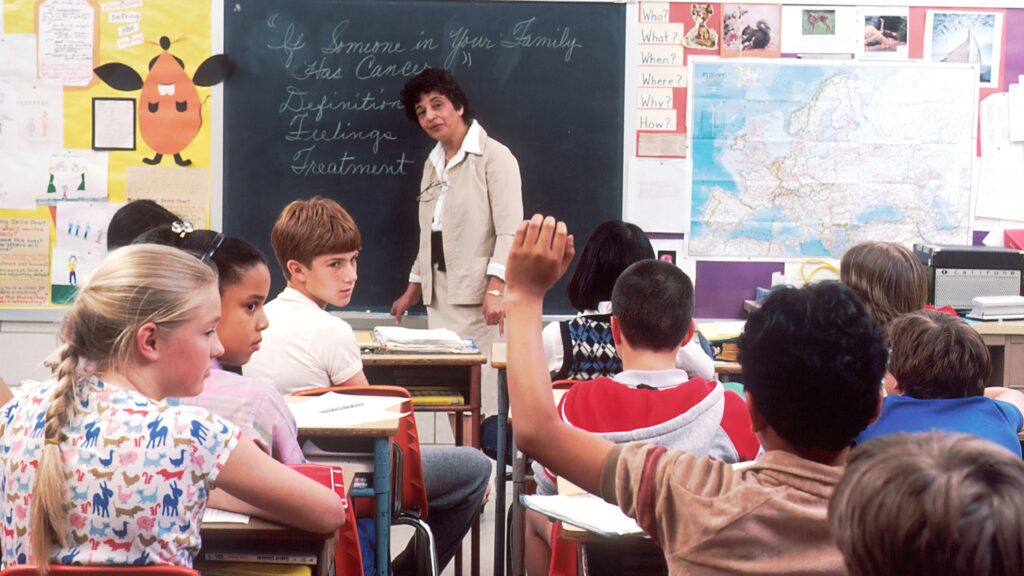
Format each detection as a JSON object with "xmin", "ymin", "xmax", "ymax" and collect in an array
[
  {"xmin": 657, "ymin": 249, "xmax": 677, "ymax": 265},
  {"xmin": 92, "ymin": 97, "xmax": 136, "ymax": 151}
]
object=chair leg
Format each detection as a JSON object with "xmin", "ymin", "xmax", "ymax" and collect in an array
[{"xmin": 395, "ymin": 515, "xmax": 440, "ymax": 576}]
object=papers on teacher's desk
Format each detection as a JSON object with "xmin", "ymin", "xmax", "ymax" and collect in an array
[
  {"xmin": 373, "ymin": 326, "xmax": 478, "ymax": 353},
  {"xmin": 521, "ymin": 493, "xmax": 644, "ymax": 538},
  {"xmin": 287, "ymin": 392, "xmax": 407, "ymax": 428}
]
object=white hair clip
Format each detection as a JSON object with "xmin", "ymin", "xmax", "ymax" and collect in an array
[{"xmin": 170, "ymin": 220, "xmax": 194, "ymax": 238}]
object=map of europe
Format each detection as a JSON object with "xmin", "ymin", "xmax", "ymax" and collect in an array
[{"xmin": 689, "ymin": 59, "xmax": 976, "ymax": 258}]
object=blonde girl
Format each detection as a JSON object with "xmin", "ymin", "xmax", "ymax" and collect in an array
[{"xmin": 0, "ymin": 245, "xmax": 344, "ymax": 571}]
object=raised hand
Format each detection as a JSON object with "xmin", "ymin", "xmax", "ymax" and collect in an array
[{"xmin": 505, "ymin": 214, "xmax": 575, "ymax": 301}]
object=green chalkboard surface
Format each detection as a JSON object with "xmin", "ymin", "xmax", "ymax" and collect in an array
[{"xmin": 223, "ymin": 0, "xmax": 625, "ymax": 312}]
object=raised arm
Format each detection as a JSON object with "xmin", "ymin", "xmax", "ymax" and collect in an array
[{"xmin": 505, "ymin": 215, "xmax": 614, "ymax": 496}]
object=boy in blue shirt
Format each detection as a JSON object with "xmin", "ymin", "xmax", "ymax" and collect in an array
[{"xmin": 856, "ymin": 310, "xmax": 1024, "ymax": 455}]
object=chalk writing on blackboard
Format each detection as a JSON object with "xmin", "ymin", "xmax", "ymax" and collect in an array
[{"xmin": 260, "ymin": 13, "xmax": 582, "ymax": 180}]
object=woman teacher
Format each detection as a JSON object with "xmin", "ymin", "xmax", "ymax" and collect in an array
[{"xmin": 391, "ymin": 68, "xmax": 523, "ymax": 410}]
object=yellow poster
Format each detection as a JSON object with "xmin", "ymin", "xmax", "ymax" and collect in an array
[{"xmin": 0, "ymin": 206, "xmax": 53, "ymax": 307}]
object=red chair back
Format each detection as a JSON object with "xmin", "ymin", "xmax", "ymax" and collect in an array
[
  {"xmin": 288, "ymin": 463, "xmax": 363, "ymax": 576},
  {"xmin": 292, "ymin": 385, "xmax": 429, "ymax": 519},
  {"xmin": 0, "ymin": 567, "xmax": 200, "ymax": 575}
]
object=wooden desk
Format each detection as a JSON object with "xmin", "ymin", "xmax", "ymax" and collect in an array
[
  {"xmin": 288, "ymin": 396, "xmax": 399, "ymax": 576},
  {"xmin": 198, "ymin": 517, "xmax": 335, "ymax": 576},
  {"xmin": 360, "ymin": 345, "xmax": 487, "ymax": 448}
]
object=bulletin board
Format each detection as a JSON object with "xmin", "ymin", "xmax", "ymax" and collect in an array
[
  {"xmin": 0, "ymin": 0, "xmax": 218, "ymax": 308},
  {"xmin": 621, "ymin": 2, "xmax": 1024, "ymax": 319}
]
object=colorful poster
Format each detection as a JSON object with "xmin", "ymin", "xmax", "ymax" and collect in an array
[
  {"xmin": 35, "ymin": 149, "xmax": 109, "ymax": 204},
  {"xmin": 0, "ymin": 207, "xmax": 52, "ymax": 307},
  {"xmin": 50, "ymin": 245, "xmax": 103, "ymax": 304},
  {"xmin": 55, "ymin": 201, "xmax": 120, "ymax": 252}
]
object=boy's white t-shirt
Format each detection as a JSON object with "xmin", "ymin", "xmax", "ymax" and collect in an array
[{"xmin": 244, "ymin": 286, "xmax": 363, "ymax": 394}]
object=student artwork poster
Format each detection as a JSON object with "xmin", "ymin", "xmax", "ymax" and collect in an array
[
  {"xmin": 721, "ymin": 4, "xmax": 782, "ymax": 58},
  {"xmin": 925, "ymin": 10, "xmax": 1004, "ymax": 88}
]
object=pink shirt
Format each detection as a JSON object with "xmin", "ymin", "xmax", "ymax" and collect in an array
[{"xmin": 183, "ymin": 366, "xmax": 304, "ymax": 465}]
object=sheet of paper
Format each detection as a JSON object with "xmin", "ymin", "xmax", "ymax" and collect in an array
[
  {"xmin": 625, "ymin": 157, "xmax": 690, "ymax": 233},
  {"xmin": 202, "ymin": 508, "xmax": 250, "ymax": 524},
  {"xmin": 36, "ymin": 0, "xmax": 97, "ymax": 87},
  {"xmin": 124, "ymin": 166, "xmax": 208, "ymax": 228},
  {"xmin": 522, "ymin": 494, "xmax": 643, "ymax": 537},
  {"xmin": 780, "ymin": 5, "xmax": 859, "ymax": 55},
  {"xmin": 55, "ymin": 201, "xmax": 120, "ymax": 252},
  {"xmin": 288, "ymin": 394, "xmax": 407, "ymax": 429},
  {"xmin": 856, "ymin": 6, "xmax": 909, "ymax": 60},
  {"xmin": 92, "ymin": 97, "xmax": 136, "ymax": 150},
  {"xmin": 50, "ymin": 245, "xmax": 104, "ymax": 304},
  {"xmin": 0, "ymin": 208, "xmax": 52, "ymax": 307},
  {"xmin": 637, "ymin": 132, "xmax": 687, "ymax": 158},
  {"xmin": 976, "ymin": 154, "xmax": 1024, "ymax": 222},
  {"xmin": 0, "ymin": 34, "xmax": 37, "ymax": 78},
  {"xmin": 1008, "ymin": 83, "xmax": 1024, "ymax": 143},
  {"xmin": 35, "ymin": 149, "xmax": 108, "ymax": 204}
]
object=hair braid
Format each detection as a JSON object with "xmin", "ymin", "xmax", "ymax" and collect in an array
[{"xmin": 29, "ymin": 343, "xmax": 80, "ymax": 570}]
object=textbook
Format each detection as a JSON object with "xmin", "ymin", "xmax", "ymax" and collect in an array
[{"xmin": 966, "ymin": 295, "xmax": 1024, "ymax": 320}]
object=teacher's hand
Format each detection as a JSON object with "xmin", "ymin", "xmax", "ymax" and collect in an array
[
  {"xmin": 390, "ymin": 283, "xmax": 422, "ymax": 324},
  {"xmin": 483, "ymin": 292, "xmax": 505, "ymax": 336}
]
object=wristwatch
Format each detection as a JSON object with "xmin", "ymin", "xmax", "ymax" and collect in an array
[{"xmin": 485, "ymin": 289, "xmax": 503, "ymax": 297}]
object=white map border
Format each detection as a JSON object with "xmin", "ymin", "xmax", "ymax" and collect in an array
[{"xmin": 684, "ymin": 56, "xmax": 979, "ymax": 262}]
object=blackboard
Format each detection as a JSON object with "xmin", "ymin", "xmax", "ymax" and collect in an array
[{"xmin": 223, "ymin": 0, "xmax": 625, "ymax": 313}]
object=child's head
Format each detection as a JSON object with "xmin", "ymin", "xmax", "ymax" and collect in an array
[
  {"xmin": 106, "ymin": 199, "xmax": 179, "ymax": 250},
  {"xmin": 829, "ymin": 432, "xmax": 1024, "ymax": 576},
  {"xmin": 610, "ymin": 259, "xmax": 694, "ymax": 352},
  {"xmin": 886, "ymin": 310, "xmax": 990, "ymax": 399},
  {"xmin": 567, "ymin": 220, "xmax": 655, "ymax": 312},
  {"xmin": 840, "ymin": 241, "xmax": 927, "ymax": 328},
  {"xmin": 33, "ymin": 244, "xmax": 220, "ymax": 563},
  {"xmin": 739, "ymin": 281, "xmax": 887, "ymax": 453},
  {"xmin": 271, "ymin": 197, "xmax": 361, "ymax": 308},
  {"xmin": 134, "ymin": 226, "xmax": 271, "ymax": 367}
]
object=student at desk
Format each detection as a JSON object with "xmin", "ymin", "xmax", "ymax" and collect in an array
[
  {"xmin": 541, "ymin": 220, "xmax": 714, "ymax": 381},
  {"xmin": 856, "ymin": 311, "xmax": 1024, "ymax": 456},
  {"xmin": 505, "ymin": 215, "xmax": 889, "ymax": 575},
  {"xmin": 246, "ymin": 197, "xmax": 490, "ymax": 576},
  {"xmin": 134, "ymin": 225, "xmax": 304, "ymax": 464},
  {"xmin": 526, "ymin": 258, "xmax": 758, "ymax": 574},
  {"xmin": 0, "ymin": 245, "xmax": 344, "ymax": 569}
]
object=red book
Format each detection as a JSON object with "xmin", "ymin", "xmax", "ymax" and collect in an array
[{"xmin": 289, "ymin": 464, "xmax": 348, "ymax": 510}]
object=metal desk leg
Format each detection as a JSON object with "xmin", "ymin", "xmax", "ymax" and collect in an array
[
  {"xmin": 493, "ymin": 368, "xmax": 509, "ymax": 576},
  {"xmin": 510, "ymin": 436, "xmax": 527, "ymax": 575},
  {"xmin": 374, "ymin": 436, "xmax": 392, "ymax": 576}
]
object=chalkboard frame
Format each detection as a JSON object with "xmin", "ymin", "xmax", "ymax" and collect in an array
[{"xmin": 221, "ymin": 0, "xmax": 626, "ymax": 314}]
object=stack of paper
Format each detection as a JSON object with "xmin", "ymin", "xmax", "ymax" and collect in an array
[
  {"xmin": 373, "ymin": 326, "xmax": 472, "ymax": 353},
  {"xmin": 967, "ymin": 295, "xmax": 1024, "ymax": 320}
]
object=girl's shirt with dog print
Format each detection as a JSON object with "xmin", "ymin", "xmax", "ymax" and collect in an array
[{"xmin": 0, "ymin": 377, "xmax": 240, "ymax": 567}]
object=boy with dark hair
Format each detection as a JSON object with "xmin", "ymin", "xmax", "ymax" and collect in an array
[
  {"xmin": 856, "ymin": 310, "xmax": 1024, "ymax": 455},
  {"xmin": 506, "ymin": 215, "xmax": 887, "ymax": 574},
  {"xmin": 526, "ymin": 259, "xmax": 759, "ymax": 573},
  {"xmin": 245, "ymin": 196, "xmax": 490, "ymax": 576},
  {"xmin": 830, "ymin": 432, "xmax": 1024, "ymax": 576}
]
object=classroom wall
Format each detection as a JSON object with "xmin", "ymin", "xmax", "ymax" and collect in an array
[{"xmin": 3, "ymin": 0, "xmax": 1024, "ymax": 384}]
